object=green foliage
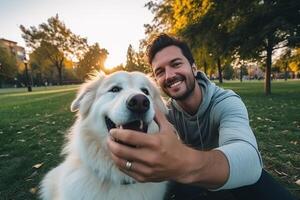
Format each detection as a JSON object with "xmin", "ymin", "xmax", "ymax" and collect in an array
[
  {"xmin": 20, "ymin": 14, "xmax": 88, "ymax": 84},
  {"xmin": 0, "ymin": 44, "xmax": 18, "ymax": 86},
  {"xmin": 223, "ymin": 64, "xmax": 234, "ymax": 80},
  {"xmin": 144, "ymin": 0, "xmax": 300, "ymax": 93},
  {"xmin": 124, "ymin": 44, "xmax": 151, "ymax": 73},
  {"xmin": 76, "ymin": 43, "xmax": 108, "ymax": 81},
  {"xmin": 274, "ymin": 48, "xmax": 300, "ymax": 80},
  {"xmin": 29, "ymin": 43, "xmax": 55, "ymax": 83}
]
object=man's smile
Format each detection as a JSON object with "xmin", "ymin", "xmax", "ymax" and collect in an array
[
  {"xmin": 164, "ymin": 76, "xmax": 185, "ymax": 88},
  {"xmin": 168, "ymin": 80, "xmax": 183, "ymax": 88}
]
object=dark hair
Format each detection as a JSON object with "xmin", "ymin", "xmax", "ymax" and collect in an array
[{"xmin": 146, "ymin": 34, "xmax": 195, "ymax": 66}]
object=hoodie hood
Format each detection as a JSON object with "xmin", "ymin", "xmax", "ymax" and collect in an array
[
  {"xmin": 168, "ymin": 71, "xmax": 239, "ymax": 148},
  {"xmin": 170, "ymin": 71, "xmax": 237, "ymax": 119}
]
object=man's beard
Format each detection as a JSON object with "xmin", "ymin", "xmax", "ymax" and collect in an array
[{"xmin": 163, "ymin": 74, "xmax": 196, "ymax": 101}]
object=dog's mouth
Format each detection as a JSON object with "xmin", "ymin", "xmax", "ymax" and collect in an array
[{"xmin": 105, "ymin": 117, "xmax": 148, "ymax": 133}]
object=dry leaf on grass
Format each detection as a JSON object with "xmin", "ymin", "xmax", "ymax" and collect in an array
[
  {"xmin": 274, "ymin": 169, "xmax": 288, "ymax": 176},
  {"xmin": 29, "ymin": 187, "xmax": 38, "ymax": 194},
  {"xmin": 33, "ymin": 163, "xmax": 43, "ymax": 169}
]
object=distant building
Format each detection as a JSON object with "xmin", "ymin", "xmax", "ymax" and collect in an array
[{"xmin": 0, "ymin": 38, "xmax": 25, "ymax": 61}]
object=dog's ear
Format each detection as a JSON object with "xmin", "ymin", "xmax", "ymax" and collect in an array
[{"xmin": 71, "ymin": 73, "xmax": 105, "ymax": 115}]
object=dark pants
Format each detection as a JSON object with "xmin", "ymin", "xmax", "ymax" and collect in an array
[{"xmin": 165, "ymin": 169, "xmax": 296, "ymax": 200}]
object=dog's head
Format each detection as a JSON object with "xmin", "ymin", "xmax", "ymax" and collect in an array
[
  {"xmin": 71, "ymin": 71, "xmax": 167, "ymax": 136},
  {"xmin": 69, "ymin": 71, "xmax": 167, "ymax": 184}
]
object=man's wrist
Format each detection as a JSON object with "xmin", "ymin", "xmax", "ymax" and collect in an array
[
  {"xmin": 174, "ymin": 146, "xmax": 205, "ymax": 184},
  {"xmin": 174, "ymin": 147, "xmax": 229, "ymax": 189}
]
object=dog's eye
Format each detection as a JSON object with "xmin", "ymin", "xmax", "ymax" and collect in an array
[
  {"xmin": 141, "ymin": 88, "xmax": 149, "ymax": 95},
  {"xmin": 109, "ymin": 86, "xmax": 122, "ymax": 93}
]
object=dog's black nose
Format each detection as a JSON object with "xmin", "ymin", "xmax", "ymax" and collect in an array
[{"xmin": 126, "ymin": 94, "xmax": 150, "ymax": 113}]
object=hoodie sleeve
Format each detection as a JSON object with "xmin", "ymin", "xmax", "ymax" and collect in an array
[{"xmin": 212, "ymin": 95, "xmax": 263, "ymax": 190}]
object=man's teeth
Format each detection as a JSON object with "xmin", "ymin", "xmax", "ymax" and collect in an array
[{"xmin": 169, "ymin": 80, "xmax": 182, "ymax": 88}]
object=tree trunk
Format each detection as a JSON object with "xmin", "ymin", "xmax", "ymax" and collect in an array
[
  {"xmin": 217, "ymin": 58, "xmax": 223, "ymax": 84},
  {"xmin": 58, "ymin": 67, "xmax": 62, "ymax": 85},
  {"xmin": 24, "ymin": 62, "xmax": 32, "ymax": 92},
  {"xmin": 265, "ymin": 37, "xmax": 273, "ymax": 95},
  {"xmin": 203, "ymin": 60, "xmax": 208, "ymax": 75},
  {"xmin": 55, "ymin": 63, "xmax": 63, "ymax": 85},
  {"xmin": 240, "ymin": 66, "xmax": 243, "ymax": 82},
  {"xmin": 0, "ymin": 78, "xmax": 3, "ymax": 88},
  {"xmin": 284, "ymin": 62, "xmax": 288, "ymax": 81}
]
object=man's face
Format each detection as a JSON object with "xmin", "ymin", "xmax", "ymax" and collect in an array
[{"xmin": 152, "ymin": 45, "xmax": 196, "ymax": 100}]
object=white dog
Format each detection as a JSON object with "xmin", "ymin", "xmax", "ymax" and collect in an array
[{"xmin": 40, "ymin": 71, "xmax": 168, "ymax": 200}]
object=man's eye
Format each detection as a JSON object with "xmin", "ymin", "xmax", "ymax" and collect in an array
[
  {"xmin": 155, "ymin": 70, "xmax": 164, "ymax": 77},
  {"xmin": 173, "ymin": 62, "xmax": 181, "ymax": 67},
  {"xmin": 141, "ymin": 88, "xmax": 149, "ymax": 95},
  {"xmin": 109, "ymin": 86, "xmax": 122, "ymax": 93}
]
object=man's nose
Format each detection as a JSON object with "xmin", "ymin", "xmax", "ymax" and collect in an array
[{"xmin": 165, "ymin": 66, "xmax": 176, "ymax": 80}]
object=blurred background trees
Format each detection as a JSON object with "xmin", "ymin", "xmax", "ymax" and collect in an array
[
  {"xmin": 76, "ymin": 43, "xmax": 108, "ymax": 81},
  {"xmin": 0, "ymin": 44, "xmax": 18, "ymax": 87},
  {"xmin": 0, "ymin": 1, "xmax": 299, "ymax": 95},
  {"xmin": 143, "ymin": 0, "xmax": 300, "ymax": 95},
  {"xmin": 0, "ymin": 14, "xmax": 111, "ymax": 87}
]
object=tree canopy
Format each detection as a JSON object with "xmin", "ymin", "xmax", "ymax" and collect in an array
[
  {"xmin": 0, "ymin": 44, "xmax": 18, "ymax": 86},
  {"xmin": 76, "ymin": 43, "xmax": 108, "ymax": 81},
  {"xmin": 144, "ymin": 0, "xmax": 300, "ymax": 94},
  {"xmin": 124, "ymin": 44, "xmax": 151, "ymax": 73},
  {"xmin": 20, "ymin": 14, "xmax": 88, "ymax": 84}
]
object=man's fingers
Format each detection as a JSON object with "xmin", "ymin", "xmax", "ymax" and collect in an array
[
  {"xmin": 109, "ymin": 128, "xmax": 154, "ymax": 148},
  {"xmin": 107, "ymin": 136, "xmax": 157, "ymax": 164},
  {"xmin": 110, "ymin": 152, "xmax": 160, "ymax": 183},
  {"xmin": 107, "ymin": 136, "xmax": 141, "ymax": 161}
]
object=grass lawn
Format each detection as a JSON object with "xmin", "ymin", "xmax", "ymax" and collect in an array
[{"xmin": 0, "ymin": 80, "xmax": 299, "ymax": 199}]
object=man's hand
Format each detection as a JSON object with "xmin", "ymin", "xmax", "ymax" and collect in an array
[
  {"xmin": 107, "ymin": 108, "xmax": 189, "ymax": 182},
  {"xmin": 107, "ymin": 108, "xmax": 229, "ymax": 188}
]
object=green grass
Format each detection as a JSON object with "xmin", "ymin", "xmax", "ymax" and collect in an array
[
  {"xmin": 220, "ymin": 80, "xmax": 300, "ymax": 198},
  {"xmin": 0, "ymin": 86, "xmax": 78, "ymax": 200},
  {"xmin": 0, "ymin": 81, "xmax": 299, "ymax": 199}
]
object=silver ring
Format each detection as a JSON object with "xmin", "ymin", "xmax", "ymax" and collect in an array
[{"xmin": 125, "ymin": 161, "xmax": 132, "ymax": 170}]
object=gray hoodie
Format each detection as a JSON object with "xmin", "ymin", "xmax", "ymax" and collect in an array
[{"xmin": 168, "ymin": 71, "xmax": 263, "ymax": 190}]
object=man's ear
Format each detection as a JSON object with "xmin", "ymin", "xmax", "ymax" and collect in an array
[{"xmin": 192, "ymin": 64, "xmax": 197, "ymax": 76}]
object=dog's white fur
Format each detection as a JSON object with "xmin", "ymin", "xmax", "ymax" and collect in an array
[{"xmin": 40, "ymin": 71, "xmax": 168, "ymax": 200}]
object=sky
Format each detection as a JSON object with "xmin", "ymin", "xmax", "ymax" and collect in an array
[{"xmin": 0, "ymin": 0, "xmax": 153, "ymax": 68}]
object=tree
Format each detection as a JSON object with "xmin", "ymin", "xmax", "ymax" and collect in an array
[
  {"xmin": 277, "ymin": 48, "xmax": 300, "ymax": 78},
  {"xmin": 0, "ymin": 44, "xmax": 18, "ymax": 87},
  {"xmin": 274, "ymin": 49, "xmax": 293, "ymax": 80},
  {"xmin": 20, "ymin": 14, "xmax": 87, "ymax": 85},
  {"xmin": 135, "ymin": 46, "xmax": 152, "ymax": 74},
  {"xmin": 125, "ymin": 44, "xmax": 138, "ymax": 71},
  {"xmin": 76, "ymin": 43, "xmax": 108, "ymax": 81},
  {"xmin": 29, "ymin": 45, "xmax": 54, "ymax": 85},
  {"xmin": 125, "ymin": 44, "xmax": 152, "ymax": 74},
  {"xmin": 145, "ymin": 0, "xmax": 235, "ymax": 83},
  {"xmin": 289, "ymin": 48, "xmax": 300, "ymax": 78},
  {"xmin": 228, "ymin": 0, "xmax": 300, "ymax": 94},
  {"xmin": 223, "ymin": 64, "xmax": 234, "ymax": 80},
  {"xmin": 145, "ymin": 0, "xmax": 300, "ymax": 94}
]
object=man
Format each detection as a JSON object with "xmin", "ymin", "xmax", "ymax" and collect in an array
[{"xmin": 107, "ymin": 34, "xmax": 295, "ymax": 199}]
